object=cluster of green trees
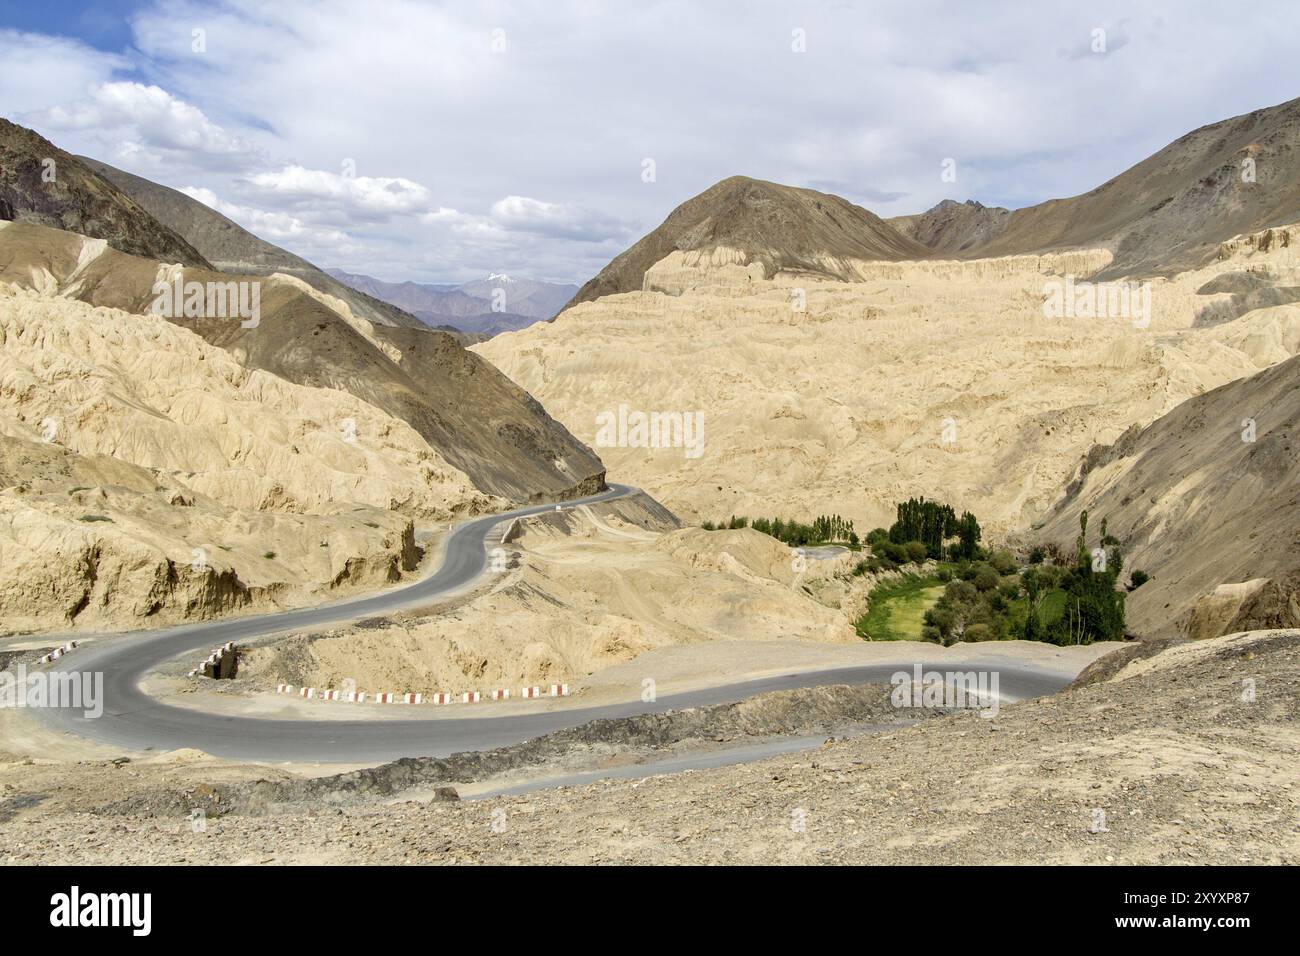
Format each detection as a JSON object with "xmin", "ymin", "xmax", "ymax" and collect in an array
[
  {"xmin": 1030, "ymin": 510, "xmax": 1129, "ymax": 645},
  {"xmin": 920, "ymin": 510, "xmax": 1139, "ymax": 646},
  {"xmin": 703, "ymin": 498, "xmax": 1144, "ymax": 648},
  {"xmin": 700, "ymin": 514, "xmax": 858, "ymax": 547},
  {"xmin": 887, "ymin": 497, "xmax": 956, "ymax": 556},
  {"xmin": 852, "ymin": 498, "xmax": 983, "ymax": 574}
]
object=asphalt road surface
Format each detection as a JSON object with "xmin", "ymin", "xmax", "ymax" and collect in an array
[{"xmin": 34, "ymin": 483, "xmax": 1074, "ymax": 763}]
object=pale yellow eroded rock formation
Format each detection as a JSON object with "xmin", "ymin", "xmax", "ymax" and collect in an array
[
  {"xmin": 0, "ymin": 278, "xmax": 497, "ymax": 632},
  {"xmin": 475, "ymin": 231, "xmax": 1300, "ymax": 536}
]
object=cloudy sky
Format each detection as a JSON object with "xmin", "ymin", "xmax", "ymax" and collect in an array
[{"xmin": 2, "ymin": 1, "xmax": 1296, "ymax": 284}]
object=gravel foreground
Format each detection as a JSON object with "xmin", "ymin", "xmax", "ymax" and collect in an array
[{"xmin": 2, "ymin": 631, "xmax": 1296, "ymax": 865}]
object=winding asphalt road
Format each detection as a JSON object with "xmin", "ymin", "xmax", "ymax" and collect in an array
[{"xmin": 34, "ymin": 482, "xmax": 1074, "ymax": 763}]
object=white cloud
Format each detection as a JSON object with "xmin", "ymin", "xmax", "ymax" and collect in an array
[
  {"xmin": 490, "ymin": 196, "xmax": 633, "ymax": 242},
  {"xmin": 242, "ymin": 165, "xmax": 433, "ymax": 219},
  {"xmin": 37, "ymin": 82, "xmax": 253, "ymax": 158},
  {"xmin": 0, "ymin": 30, "xmax": 125, "ymax": 119}
]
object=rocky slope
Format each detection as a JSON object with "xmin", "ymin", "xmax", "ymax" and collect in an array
[
  {"xmin": 0, "ymin": 118, "xmax": 210, "ymax": 268},
  {"xmin": 0, "ymin": 276, "xmax": 489, "ymax": 630},
  {"xmin": 563, "ymin": 175, "xmax": 931, "ymax": 310},
  {"xmin": 888, "ymin": 199, "xmax": 1011, "ymax": 255},
  {"xmin": 0, "ymin": 220, "xmax": 605, "ymax": 503},
  {"xmin": 79, "ymin": 156, "xmax": 427, "ymax": 331},
  {"xmin": 2, "ymin": 630, "xmax": 1293, "ymax": 864},
  {"xmin": 954, "ymin": 96, "xmax": 1300, "ymax": 277},
  {"xmin": 1033, "ymin": 308, "xmax": 1300, "ymax": 641}
]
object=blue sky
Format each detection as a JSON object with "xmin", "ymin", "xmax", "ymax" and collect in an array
[{"xmin": 2, "ymin": 1, "xmax": 1297, "ymax": 284}]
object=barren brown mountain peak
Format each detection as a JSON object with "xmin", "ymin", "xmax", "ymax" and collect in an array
[
  {"xmin": 888, "ymin": 197, "xmax": 1013, "ymax": 254},
  {"xmin": 563, "ymin": 174, "xmax": 930, "ymax": 310},
  {"xmin": 0, "ymin": 117, "xmax": 212, "ymax": 268},
  {"xmin": 943, "ymin": 95, "xmax": 1300, "ymax": 276}
]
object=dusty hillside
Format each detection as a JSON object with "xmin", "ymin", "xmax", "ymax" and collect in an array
[
  {"xmin": 79, "ymin": 156, "xmax": 426, "ymax": 331},
  {"xmin": 0, "ymin": 280, "xmax": 493, "ymax": 630},
  {"xmin": 888, "ymin": 199, "xmax": 1011, "ymax": 255},
  {"xmin": 0, "ymin": 118, "xmax": 210, "ymax": 268},
  {"xmin": 563, "ymin": 176, "xmax": 930, "ymax": 310},
  {"xmin": 1032, "ymin": 331, "xmax": 1300, "ymax": 641},
  {"xmin": 961, "ymin": 96, "xmax": 1300, "ymax": 277},
  {"xmin": 0, "ymin": 220, "xmax": 605, "ymax": 503},
  {"xmin": 477, "ymin": 227, "xmax": 1300, "ymax": 536},
  {"xmin": 2, "ymin": 629, "xmax": 1294, "ymax": 864}
]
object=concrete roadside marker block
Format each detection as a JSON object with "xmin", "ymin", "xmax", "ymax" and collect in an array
[
  {"xmin": 462, "ymin": 691, "xmax": 481, "ymax": 704},
  {"xmin": 521, "ymin": 686, "xmax": 541, "ymax": 698},
  {"xmin": 492, "ymin": 688, "xmax": 510, "ymax": 701},
  {"xmin": 375, "ymin": 692, "xmax": 395, "ymax": 704},
  {"xmin": 276, "ymin": 684, "xmax": 293, "ymax": 694},
  {"xmin": 431, "ymin": 692, "xmax": 451, "ymax": 705},
  {"xmin": 550, "ymin": 684, "xmax": 570, "ymax": 697},
  {"xmin": 403, "ymin": 693, "xmax": 422, "ymax": 704},
  {"xmin": 345, "ymin": 691, "xmax": 365, "ymax": 703}
]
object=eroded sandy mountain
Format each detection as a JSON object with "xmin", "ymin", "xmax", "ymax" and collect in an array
[
  {"xmin": 476, "ymin": 224, "xmax": 1300, "ymax": 543},
  {"xmin": 242, "ymin": 496, "xmax": 861, "ymax": 692},
  {"xmin": 0, "ymin": 267, "xmax": 498, "ymax": 631},
  {"xmin": 0, "ymin": 220, "xmax": 606, "ymax": 503}
]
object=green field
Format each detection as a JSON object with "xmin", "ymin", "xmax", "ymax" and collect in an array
[{"xmin": 855, "ymin": 574, "xmax": 946, "ymax": 641}]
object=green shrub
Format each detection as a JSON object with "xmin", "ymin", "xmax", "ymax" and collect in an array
[{"xmin": 988, "ymin": 549, "xmax": 1018, "ymax": 575}]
